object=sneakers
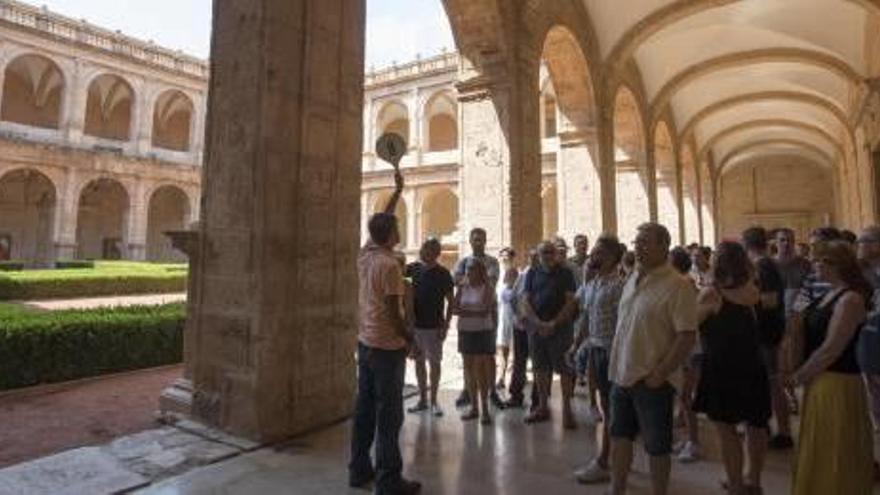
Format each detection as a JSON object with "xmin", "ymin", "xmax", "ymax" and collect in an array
[
  {"xmin": 574, "ymin": 460, "xmax": 610, "ymax": 484},
  {"xmin": 490, "ymin": 390, "xmax": 507, "ymax": 410},
  {"xmin": 455, "ymin": 390, "xmax": 471, "ymax": 408},
  {"xmin": 584, "ymin": 405, "xmax": 603, "ymax": 425},
  {"xmin": 768, "ymin": 434, "xmax": 794, "ymax": 450},
  {"xmin": 676, "ymin": 441, "xmax": 701, "ymax": 463},
  {"xmin": 503, "ymin": 397, "xmax": 525, "ymax": 409},
  {"xmin": 407, "ymin": 401, "xmax": 428, "ymax": 414},
  {"xmin": 431, "ymin": 404, "xmax": 444, "ymax": 418}
]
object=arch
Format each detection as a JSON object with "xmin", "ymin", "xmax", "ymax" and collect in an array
[
  {"xmin": 422, "ymin": 91, "xmax": 458, "ymax": 152},
  {"xmin": 152, "ymin": 89, "xmax": 194, "ymax": 151},
  {"xmin": 376, "ymin": 100, "xmax": 410, "ymax": 146},
  {"xmin": 420, "ymin": 187, "xmax": 459, "ymax": 246},
  {"xmin": 614, "ymin": 85, "xmax": 650, "ymax": 241},
  {"xmin": 75, "ymin": 178, "xmax": 130, "ymax": 259},
  {"xmin": 84, "ymin": 73, "xmax": 135, "ymax": 141},
  {"xmin": 371, "ymin": 190, "xmax": 409, "ymax": 249},
  {"xmin": 697, "ymin": 119, "xmax": 845, "ymax": 163},
  {"xmin": 605, "ymin": 0, "xmax": 740, "ymax": 69},
  {"xmin": 541, "ymin": 24, "xmax": 602, "ymax": 240},
  {"xmin": 654, "ymin": 120, "xmax": 680, "ymax": 244},
  {"xmin": 679, "ymin": 91, "xmax": 849, "ymax": 144},
  {"xmin": 1, "ymin": 53, "xmax": 65, "ymax": 129},
  {"xmin": 717, "ymin": 139, "xmax": 836, "ymax": 180},
  {"xmin": 0, "ymin": 168, "xmax": 56, "ymax": 264},
  {"xmin": 651, "ymin": 48, "xmax": 862, "ymax": 118},
  {"xmin": 147, "ymin": 185, "xmax": 191, "ymax": 262},
  {"xmin": 681, "ymin": 144, "xmax": 701, "ymax": 244}
]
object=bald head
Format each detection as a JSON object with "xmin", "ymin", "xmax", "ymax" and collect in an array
[{"xmin": 537, "ymin": 241, "xmax": 559, "ymax": 270}]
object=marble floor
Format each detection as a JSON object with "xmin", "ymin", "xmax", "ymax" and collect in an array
[{"xmin": 135, "ymin": 386, "xmax": 810, "ymax": 495}]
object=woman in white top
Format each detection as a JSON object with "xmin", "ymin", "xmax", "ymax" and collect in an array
[{"xmin": 454, "ymin": 258, "xmax": 498, "ymax": 424}]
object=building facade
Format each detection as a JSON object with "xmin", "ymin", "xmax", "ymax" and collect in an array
[{"xmin": 2, "ymin": 0, "xmax": 878, "ymax": 274}]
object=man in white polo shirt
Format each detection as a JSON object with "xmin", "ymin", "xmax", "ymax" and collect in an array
[{"xmin": 608, "ymin": 223, "xmax": 697, "ymax": 495}]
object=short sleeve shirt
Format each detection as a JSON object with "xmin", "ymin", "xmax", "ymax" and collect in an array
[
  {"xmin": 755, "ymin": 256, "xmax": 786, "ymax": 346},
  {"xmin": 405, "ymin": 262, "xmax": 454, "ymax": 329},
  {"xmin": 775, "ymin": 256, "xmax": 811, "ymax": 317},
  {"xmin": 577, "ymin": 274, "xmax": 624, "ymax": 349},
  {"xmin": 454, "ymin": 254, "xmax": 500, "ymax": 289},
  {"xmin": 358, "ymin": 243, "xmax": 406, "ymax": 350},
  {"xmin": 524, "ymin": 265, "xmax": 577, "ymax": 322},
  {"xmin": 609, "ymin": 264, "xmax": 698, "ymax": 390}
]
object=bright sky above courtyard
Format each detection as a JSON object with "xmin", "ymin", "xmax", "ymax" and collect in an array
[{"xmin": 36, "ymin": 0, "xmax": 454, "ymax": 69}]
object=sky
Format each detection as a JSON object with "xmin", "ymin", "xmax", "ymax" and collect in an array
[{"xmin": 37, "ymin": 0, "xmax": 455, "ymax": 69}]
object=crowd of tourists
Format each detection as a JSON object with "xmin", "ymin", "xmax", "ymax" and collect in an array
[{"xmin": 350, "ymin": 170, "xmax": 878, "ymax": 495}]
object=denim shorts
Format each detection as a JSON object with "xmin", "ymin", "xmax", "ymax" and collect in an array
[
  {"xmin": 609, "ymin": 381, "xmax": 675, "ymax": 456},
  {"xmin": 528, "ymin": 326, "xmax": 574, "ymax": 374},
  {"xmin": 587, "ymin": 347, "xmax": 611, "ymax": 399}
]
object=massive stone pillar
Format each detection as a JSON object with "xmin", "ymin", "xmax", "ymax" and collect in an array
[
  {"xmin": 556, "ymin": 128, "xmax": 603, "ymax": 243},
  {"xmin": 182, "ymin": 0, "xmax": 363, "ymax": 442},
  {"xmin": 457, "ymin": 63, "xmax": 542, "ymax": 259},
  {"xmin": 596, "ymin": 104, "xmax": 618, "ymax": 235},
  {"xmin": 125, "ymin": 180, "xmax": 147, "ymax": 261}
]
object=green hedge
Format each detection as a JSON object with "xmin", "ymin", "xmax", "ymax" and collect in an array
[
  {"xmin": 0, "ymin": 261, "xmax": 188, "ymax": 300},
  {"xmin": 0, "ymin": 303, "xmax": 185, "ymax": 391}
]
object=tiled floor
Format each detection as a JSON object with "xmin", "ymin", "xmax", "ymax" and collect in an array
[{"xmin": 135, "ymin": 386, "xmax": 812, "ymax": 495}]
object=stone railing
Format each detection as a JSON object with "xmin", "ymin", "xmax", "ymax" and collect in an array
[
  {"xmin": 365, "ymin": 52, "xmax": 459, "ymax": 87},
  {"xmin": 0, "ymin": 0, "xmax": 209, "ymax": 79}
]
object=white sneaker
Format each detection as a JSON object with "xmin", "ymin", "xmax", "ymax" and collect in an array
[
  {"xmin": 431, "ymin": 404, "xmax": 444, "ymax": 418},
  {"xmin": 584, "ymin": 406, "xmax": 603, "ymax": 425},
  {"xmin": 676, "ymin": 441, "xmax": 701, "ymax": 463},
  {"xmin": 574, "ymin": 460, "xmax": 611, "ymax": 484}
]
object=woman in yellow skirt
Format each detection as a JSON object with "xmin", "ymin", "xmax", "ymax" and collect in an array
[{"xmin": 788, "ymin": 241, "xmax": 874, "ymax": 495}]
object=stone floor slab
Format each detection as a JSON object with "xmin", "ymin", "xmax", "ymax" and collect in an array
[{"xmin": 0, "ymin": 447, "xmax": 148, "ymax": 495}]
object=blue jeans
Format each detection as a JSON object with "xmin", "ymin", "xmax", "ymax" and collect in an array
[
  {"xmin": 609, "ymin": 381, "xmax": 675, "ymax": 456},
  {"xmin": 349, "ymin": 343, "xmax": 407, "ymax": 492}
]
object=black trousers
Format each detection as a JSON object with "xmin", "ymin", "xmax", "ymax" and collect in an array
[{"xmin": 508, "ymin": 328, "xmax": 538, "ymax": 404}]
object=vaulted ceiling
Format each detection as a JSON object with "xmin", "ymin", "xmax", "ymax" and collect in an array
[{"xmin": 582, "ymin": 0, "xmax": 877, "ymax": 175}]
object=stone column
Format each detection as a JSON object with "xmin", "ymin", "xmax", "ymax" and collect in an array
[
  {"xmin": 556, "ymin": 128, "xmax": 603, "ymax": 243},
  {"xmin": 135, "ymin": 82, "xmax": 154, "ymax": 154},
  {"xmin": 63, "ymin": 59, "xmax": 88, "ymax": 145},
  {"xmin": 596, "ymin": 102, "xmax": 618, "ymax": 234},
  {"xmin": 645, "ymin": 136, "xmax": 659, "ymax": 223},
  {"xmin": 190, "ymin": 95, "xmax": 207, "ymax": 163},
  {"xmin": 457, "ymin": 62, "xmax": 542, "ymax": 259},
  {"xmin": 183, "ymin": 0, "xmax": 364, "ymax": 442},
  {"xmin": 52, "ymin": 169, "xmax": 79, "ymax": 260},
  {"xmin": 125, "ymin": 180, "xmax": 147, "ymax": 260},
  {"xmin": 403, "ymin": 188, "xmax": 418, "ymax": 250}
]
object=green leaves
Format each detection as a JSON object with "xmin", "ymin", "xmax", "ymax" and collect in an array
[{"xmin": 0, "ymin": 303, "xmax": 185, "ymax": 391}]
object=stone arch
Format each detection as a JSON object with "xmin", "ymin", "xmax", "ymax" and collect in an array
[
  {"xmin": 422, "ymin": 91, "xmax": 457, "ymax": 152},
  {"xmin": 681, "ymin": 144, "xmax": 701, "ymax": 244},
  {"xmin": 1, "ymin": 53, "xmax": 65, "ymax": 129},
  {"xmin": 152, "ymin": 89, "xmax": 194, "ymax": 151},
  {"xmin": 0, "ymin": 168, "xmax": 56, "ymax": 264},
  {"xmin": 541, "ymin": 24, "xmax": 602, "ymax": 240},
  {"xmin": 146, "ymin": 185, "xmax": 191, "ymax": 262},
  {"xmin": 654, "ymin": 120, "xmax": 680, "ymax": 244},
  {"xmin": 420, "ymin": 186, "xmax": 459, "ymax": 247},
  {"xmin": 75, "ymin": 178, "xmax": 130, "ymax": 259},
  {"xmin": 371, "ymin": 190, "xmax": 409, "ymax": 249},
  {"xmin": 84, "ymin": 73, "xmax": 135, "ymax": 141},
  {"xmin": 614, "ymin": 85, "xmax": 650, "ymax": 242},
  {"xmin": 698, "ymin": 119, "xmax": 845, "ymax": 162},
  {"xmin": 375, "ymin": 100, "xmax": 410, "ymax": 146}
]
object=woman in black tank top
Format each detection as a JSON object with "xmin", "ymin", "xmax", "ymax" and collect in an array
[
  {"xmin": 693, "ymin": 242, "xmax": 771, "ymax": 495},
  {"xmin": 788, "ymin": 241, "xmax": 873, "ymax": 495}
]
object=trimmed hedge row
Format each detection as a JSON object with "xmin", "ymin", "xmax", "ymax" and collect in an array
[
  {"xmin": 0, "ymin": 262, "xmax": 188, "ymax": 300},
  {"xmin": 0, "ymin": 303, "xmax": 185, "ymax": 391}
]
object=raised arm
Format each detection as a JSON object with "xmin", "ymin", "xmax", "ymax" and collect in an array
[{"xmin": 383, "ymin": 170, "xmax": 405, "ymax": 215}]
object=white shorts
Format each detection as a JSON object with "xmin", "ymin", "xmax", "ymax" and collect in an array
[{"xmin": 414, "ymin": 328, "xmax": 444, "ymax": 364}]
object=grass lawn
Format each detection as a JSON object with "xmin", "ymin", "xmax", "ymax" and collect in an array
[
  {"xmin": 0, "ymin": 261, "xmax": 188, "ymax": 301},
  {"xmin": 0, "ymin": 302, "xmax": 37, "ymax": 320}
]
